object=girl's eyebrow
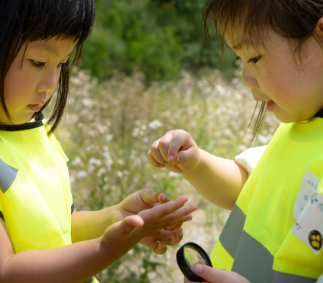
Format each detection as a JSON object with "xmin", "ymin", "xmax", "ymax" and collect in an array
[
  {"xmin": 31, "ymin": 42, "xmax": 74, "ymax": 58},
  {"xmin": 226, "ymin": 41, "xmax": 248, "ymax": 50}
]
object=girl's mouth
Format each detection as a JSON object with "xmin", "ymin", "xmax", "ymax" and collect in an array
[
  {"xmin": 28, "ymin": 104, "xmax": 42, "ymax": 112},
  {"xmin": 266, "ymin": 100, "xmax": 275, "ymax": 112}
]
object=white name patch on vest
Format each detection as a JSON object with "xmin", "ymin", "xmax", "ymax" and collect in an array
[{"xmin": 292, "ymin": 170, "xmax": 323, "ymax": 255}]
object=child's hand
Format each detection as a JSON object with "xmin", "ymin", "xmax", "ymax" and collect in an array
[
  {"xmin": 117, "ymin": 190, "xmax": 197, "ymax": 254},
  {"xmin": 147, "ymin": 130, "xmax": 200, "ymax": 173},
  {"xmin": 184, "ymin": 265, "xmax": 250, "ymax": 283},
  {"xmin": 101, "ymin": 196, "xmax": 196, "ymax": 256}
]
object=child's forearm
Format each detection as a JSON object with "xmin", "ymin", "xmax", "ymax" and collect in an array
[
  {"xmin": 1, "ymin": 238, "xmax": 126, "ymax": 283},
  {"xmin": 71, "ymin": 205, "xmax": 121, "ymax": 243},
  {"xmin": 181, "ymin": 149, "xmax": 248, "ymax": 210}
]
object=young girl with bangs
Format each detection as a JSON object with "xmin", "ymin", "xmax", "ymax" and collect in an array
[
  {"xmin": 148, "ymin": 0, "xmax": 323, "ymax": 282},
  {"xmin": 0, "ymin": 1, "xmax": 197, "ymax": 282}
]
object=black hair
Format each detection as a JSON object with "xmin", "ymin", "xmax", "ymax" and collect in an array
[
  {"xmin": 202, "ymin": 0, "xmax": 323, "ymax": 144},
  {"xmin": 0, "ymin": 0, "xmax": 95, "ymax": 134}
]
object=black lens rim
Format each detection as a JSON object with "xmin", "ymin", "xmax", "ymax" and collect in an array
[{"xmin": 176, "ymin": 242, "xmax": 213, "ymax": 282}]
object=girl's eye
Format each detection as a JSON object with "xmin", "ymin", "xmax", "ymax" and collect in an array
[
  {"xmin": 33, "ymin": 60, "xmax": 45, "ymax": 68},
  {"xmin": 248, "ymin": 56, "xmax": 261, "ymax": 64}
]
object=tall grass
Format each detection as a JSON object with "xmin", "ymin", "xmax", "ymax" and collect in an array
[{"xmin": 54, "ymin": 69, "xmax": 279, "ymax": 282}]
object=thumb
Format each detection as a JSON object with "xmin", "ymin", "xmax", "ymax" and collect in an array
[
  {"xmin": 192, "ymin": 265, "xmax": 250, "ymax": 283},
  {"xmin": 175, "ymin": 147, "xmax": 199, "ymax": 166},
  {"xmin": 120, "ymin": 215, "xmax": 144, "ymax": 234},
  {"xmin": 102, "ymin": 215, "xmax": 144, "ymax": 246}
]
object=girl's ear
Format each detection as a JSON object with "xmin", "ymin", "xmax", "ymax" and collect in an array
[{"xmin": 315, "ymin": 18, "xmax": 323, "ymax": 41}]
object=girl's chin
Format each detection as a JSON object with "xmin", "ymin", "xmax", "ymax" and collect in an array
[{"xmin": 0, "ymin": 115, "xmax": 34, "ymax": 126}]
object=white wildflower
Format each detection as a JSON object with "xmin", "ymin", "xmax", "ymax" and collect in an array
[
  {"xmin": 89, "ymin": 158, "xmax": 101, "ymax": 167},
  {"xmin": 148, "ymin": 119, "xmax": 163, "ymax": 130},
  {"xmin": 168, "ymin": 171, "xmax": 179, "ymax": 178},
  {"xmin": 77, "ymin": 170, "xmax": 88, "ymax": 179},
  {"xmin": 132, "ymin": 128, "xmax": 139, "ymax": 137},
  {"xmin": 71, "ymin": 157, "xmax": 82, "ymax": 166},
  {"xmin": 116, "ymin": 171, "xmax": 123, "ymax": 178},
  {"xmin": 105, "ymin": 134, "xmax": 113, "ymax": 143},
  {"xmin": 82, "ymin": 98, "xmax": 92, "ymax": 106},
  {"xmin": 97, "ymin": 168, "xmax": 107, "ymax": 177},
  {"xmin": 216, "ymin": 85, "xmax": 225, "ymax": 95}
]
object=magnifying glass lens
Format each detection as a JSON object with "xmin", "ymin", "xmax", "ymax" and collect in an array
[
  {"xmin": 177, "ymin": 242, "xmax": 213, "ymax": 282},
  {"xmin": 184, "ymin": 246, "xmax": 206, "ymax": 268}
]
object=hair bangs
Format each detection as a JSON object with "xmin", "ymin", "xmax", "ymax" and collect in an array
[
  {"xmin": 22, "ymin": 0, "xmax": 94, "ymax": 51},
  {"xmin": 202, "ymin": 0, "xmax": 273, "ymax": 52}
]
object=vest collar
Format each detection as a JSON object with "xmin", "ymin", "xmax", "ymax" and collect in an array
[
  {"xmin": 314, "ymin": 111, "xmax": 323, "ymax": 118},
  {"xmin": 0, "ymin": 112, "xmax": 44, "ymax": 132}
]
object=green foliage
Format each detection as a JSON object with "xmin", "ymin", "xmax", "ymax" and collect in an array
[{"xmin": 80, "ymin": 0, "xmax": 237, "ymax": 82}]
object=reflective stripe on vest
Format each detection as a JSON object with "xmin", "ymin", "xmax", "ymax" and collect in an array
[
  {"xmin": 219, "ymin": 204, "xmax": 317, "ymax": 283},
  {"xmin": 0, "ymin": 159, "xmax": 18, "ymax": 194}
]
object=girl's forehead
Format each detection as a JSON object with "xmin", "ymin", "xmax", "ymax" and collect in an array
[
  {"xmin": 27, "ymin": 38, "xmax": 76, "ymax": 57},
  {"xmin": 222, "ymin": 25, "xmax": 280, "ymax": 52}
]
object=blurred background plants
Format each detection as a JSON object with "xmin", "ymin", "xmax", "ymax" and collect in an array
[{"xmin": 52, "ymin": 1, "xmax": 280, "ymax": 282}]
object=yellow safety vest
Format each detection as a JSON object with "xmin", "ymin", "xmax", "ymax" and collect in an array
[
  {"xmin": 0, "ymin": 113, "xmax": 98, "ymax": 283},
  {"xmin": 211, "ymin": 117, "xmax": 323, "ymax": 283}
]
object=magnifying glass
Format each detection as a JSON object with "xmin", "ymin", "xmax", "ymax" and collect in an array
[{"xmin": 176, "ymin": 242, "xmax": 213, "ymax": 282}]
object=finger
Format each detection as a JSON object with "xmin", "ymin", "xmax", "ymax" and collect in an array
[
  {"xmin": 167, "ymin": 130, "xmax": 197, "ymax": 164},
  {"xmin": 158, "ymin": 132, "xmax": 178, "ymax": 162},
  {"xmin": 150, "ymin": 139, "xmax": 168, "ymax": 165},
  {"xmin": 163, "ymin": 214, "xmax": 193, "ymax": 228},
  {"xmin": 156, "ymin": 241, "xmax": 167, "ymax": 254},
  {"xmin": 192, "ymin": 265, "xmax": 248, "ymax": 283},
  {"xmin": 184, "ymin": 279, "xmax": 207, "ymax": 283},
  {"xmin": 164, "ymin": 223, "xmax": 183, "ymax": 231},
  {"xmin": 167, "ymin": 131, "xmax": 189, "ymax": 164},
  {"xmin": 156, "ymin": 226, "xmax": 183, "ymax": 245},
  {"xmin": 147, "ymin": 228, "xmax": 176, "ymax": 239},
  {"xmin": 184, "ymin": 277, "xmax": 206, "ymax": 283},
  {"xmin": 140, "ymin": 237, "xmax": 167, "ymax": 254},
  {"xmin": 141, "ymin": 196, "xmax": 189, "ymax": 222},
  {"xmin": 158, "ymin": 192, "xmax": 171, "ymax": 204},
  {"xmin": 147, "ymin": 148, "xmax": 165, "ymax": 168},
  {"xmin": 138, "ymin": 197, "xmax": 190, "ymax": 233},
  {"xmin": 138, "ymin": 190, "xmax": 159, "ymax": 205},
  {"xmin": 172, "ymin": 226, "xmax": 183, "ymax": 245},
  {"xmin": 154, "ymin": 203, "xmax": 197, "ymax": 227}
]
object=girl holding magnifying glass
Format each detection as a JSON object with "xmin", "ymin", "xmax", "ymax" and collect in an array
[{"xmin": 148, "ymin": 0, "xmax": 323, "ymax": 282}]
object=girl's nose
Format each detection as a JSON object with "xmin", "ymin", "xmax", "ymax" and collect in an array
[
  {"xmin": 37, "ymin": 69, "xmax": 59, "ymax": 94},
  {"xmin": 241, "ymin": 68, "xmax": 259, "ymax": 89}
]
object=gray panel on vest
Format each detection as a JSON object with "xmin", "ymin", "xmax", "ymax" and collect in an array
[
  {"xmin": 83, "ymin": 276, "xmax": 95, "ymax": 283},
  {"xmin": 0, "ymin": 159, "xmax": 18, "ymax": 194},
  {"xmin": 232, "ymin": 230, "xmax": 273, "ymax": 283},
  {"xmin": 270, "ymin": 270, "xmax": 316, "ymax": 283},
  {"xmin": 219, "ymin": 204, "xmax": 246, "ymax": 258}
]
